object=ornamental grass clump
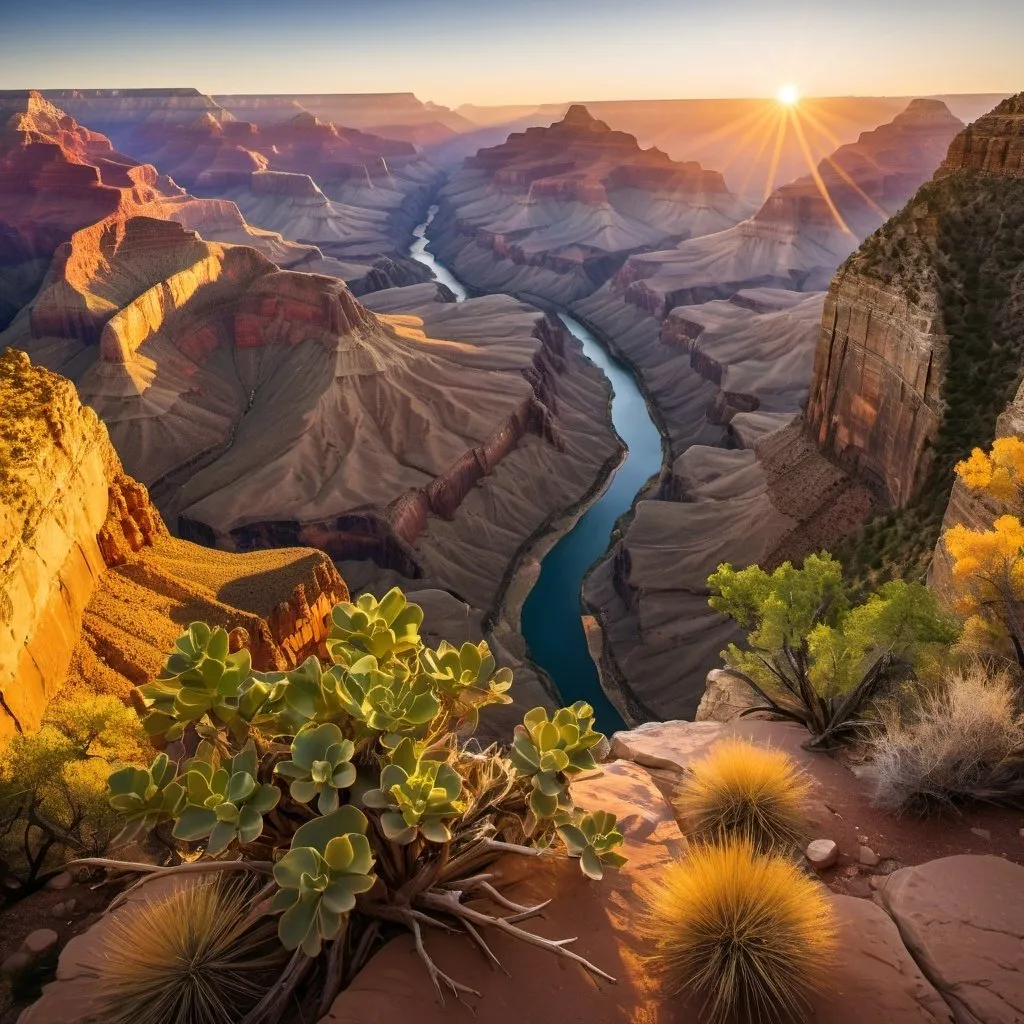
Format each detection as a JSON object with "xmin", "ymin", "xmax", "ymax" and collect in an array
[
  {"xmin": 674, "ymin": 738, "xmax": 810, "ymax": 853},
  {"xmin": 92, "ymin": 878, "xmax": 287, "ymax": 1024},
  {"xmin": 642, "ymin": 839, "xmax": 836, "ymax": 1024},
  {"xmin": 77, "ymin": 587, "xmax": 627, "ymax": 1021}
]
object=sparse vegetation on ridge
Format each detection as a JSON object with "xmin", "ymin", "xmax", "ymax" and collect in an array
[{"xmin": 837, "ymin": 170, "xmax": 1024, "ymax": 588}]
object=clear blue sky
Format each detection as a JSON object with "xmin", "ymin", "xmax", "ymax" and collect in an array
[{"xmin": 0, "ymin": 0, "xmax": 1019, "ymax": 106}]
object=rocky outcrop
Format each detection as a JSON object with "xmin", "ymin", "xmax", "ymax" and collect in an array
[
  {"xmin": 0, "ymin": 349, "xmax": 349, "ymax": 738},
  {"xmin": 879, "ymin": 856, "xmax": 1024, "ymax": 1024},
  {"xmin": 0, "ymin": 349, "xmax": 156, "ymax": 738},
  {"xmin": 940, "ymin": 93, "xmax": 1024, "ymax": 177},
  {"xmin": 806, "ymin": 92, "xmax": 1024, "ymax": 512},
  {"xmin": 428, "ymin": 106, "xmax": 750, "ymax": 306}
]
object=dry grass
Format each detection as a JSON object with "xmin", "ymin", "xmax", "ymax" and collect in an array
[
  {"xmin": 674, "ymin": 739, "xmax": 810, "ymax": 852},
  {"xmin": 869, "ymin": 662, "xmax": 1024, "ymax": 814},
  {"xmin": 92, "ymin": 879, "xmax": 287, "ymax": 1024},
  {"xmin": 641, "ymin": 838, "xmax": 836, "ymax": 1024}
]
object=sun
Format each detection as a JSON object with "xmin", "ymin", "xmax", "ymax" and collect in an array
[{"xmin": 777, "ymin": 84, "xmax": 800, "ymax": 107}]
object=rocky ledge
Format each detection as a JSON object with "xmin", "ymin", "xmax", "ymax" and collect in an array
[{"xmin": 23, "ymin": 719, "xmax": 1024, "ymax": 1024}]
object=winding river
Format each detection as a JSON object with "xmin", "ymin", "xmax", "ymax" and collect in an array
[{"xmin": 409, "ymin": 208, "xmax": 661, "ymax": 731}]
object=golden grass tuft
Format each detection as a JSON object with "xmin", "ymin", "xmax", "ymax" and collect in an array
[
  {"xmin": 641, "ymin": 839, "xmax": 837, "ymax": 1024},
  {"xmin": 92, "ymin": 879, "xmax": 287, "ymax": 1024},
  {"xmin": 674, "ymin": 738, "xmax": 810, "ymax": 852}
]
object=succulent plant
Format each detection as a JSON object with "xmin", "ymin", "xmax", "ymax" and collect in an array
[
  {"xmin": 556, "ymin": 809, "xmax": 627, "ymax": 880},
  {"xmin": 272, "ymin": 806, "xmax": 376, "ymax": 957},
  {"xmin": 363, "ymin": 738, "xmax": 464, "ymax": 844},
  {"xmin": 509, "ymin": 703, "xmax": 603, "ymax": 819},
  {"xmin": 106, "ymin": 752, "xmax": 186, "ymax": 846},
  {"xmin": 138, "ymin": 622, "xmax": 255, "ymax": 740},
  {"xmin": 421, "ymin": 640, "xmax": 513, "ymax": 727},
  {"xmin": 334, "ymin": 657, "xmax": 439, "ymax": 747},
  {"xmin": 172, "ymin": 742, "xmax": 280, "ymax": 855},
  {"xmin": 275, "ymin": 723, "xmax": 356, "ymax": 815},
  {"xmin": 254, "ymin": 656, "xmax": 350, "ymax": 737},
  {"xmin": 326, "ymin": 588, "xmax": 424, "ymax": 665}
]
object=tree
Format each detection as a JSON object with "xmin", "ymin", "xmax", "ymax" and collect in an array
[
  {"xmin": 0, "ymin": 692, "xmax": 148, "ymax": 885},
  {"xmin": 708, "ymin": 554, "xmax": 960, "ymax": 750},
  {"xmin": 944, "ymin": 438, "xmax": 1024, "ymax": 667}
]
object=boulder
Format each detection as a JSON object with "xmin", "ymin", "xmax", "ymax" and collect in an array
[
  {"xmin": 878, "ymin": 855, "xmax": 1024, "ymax": 1024},
  {"xmin": 695, "ymin": 668, "xmax": 761, "ymax": 723},
  {"xmin": 806, "ymin": 839, "xmax": 840, "ymax": 871}
]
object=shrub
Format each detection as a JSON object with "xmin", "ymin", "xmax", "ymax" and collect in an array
[
  {"xmin": 92, "ymin": 878, "xmax": 287, "ymax": 1024},
  {"xmin": 86, "ymin": 587, "xmax": 626, "ymax": 1013},
  {"xmin": 868, "ymin": 663, "xmax": 1024, "ymax": 813},
  {"xmin": 641, "ymin": 839, "xmax": 836, "ymax": 1024},
  {"xmin": 0, "ymin": 692, "xmax": 148, "ymax": 885},
  {"xmin": 674, "ymin": 739, "xmax": 809, "ymax": 853},
  {"xmin": 708, "ymin": 554, "xmax": 959, "ymax": 749}
]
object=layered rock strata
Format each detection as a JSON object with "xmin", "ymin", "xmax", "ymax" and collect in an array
[
  {"xmin": 428, "ymin": 105, "xmax": 751, "ymax": 306},
  {"xmin": 807, "ymin": 93, "xmax": 1024, "ymax": 510}
]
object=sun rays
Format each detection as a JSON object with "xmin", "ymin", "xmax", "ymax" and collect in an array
[{"xmin": 697, "ymin": 89, "xmax": 859, "ymax": 233}]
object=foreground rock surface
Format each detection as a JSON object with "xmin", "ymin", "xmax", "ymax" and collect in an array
[{"xmin": 879, "ymin": 856, "xmax": 1024, "ymax": 1024}]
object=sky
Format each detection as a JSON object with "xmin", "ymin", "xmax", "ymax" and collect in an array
[{"xmin": 0, "ymin": 0, "xmax": 1020, "ymax": 107}]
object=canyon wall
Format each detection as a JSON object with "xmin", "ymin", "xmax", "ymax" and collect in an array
[
  {"xmin": 0, "ymin": 348, "xmax": 350, "ymax": 738},
  {"xmin": 806, "ymin": 93, "xmax": 1024, "ymax": 512}
]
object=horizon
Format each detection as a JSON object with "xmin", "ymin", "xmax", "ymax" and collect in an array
[{"xmin": 1, "ymin": 0, "xmax": 1020, "ymax": 107}]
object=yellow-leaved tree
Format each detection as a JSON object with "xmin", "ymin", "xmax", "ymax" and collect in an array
[{"xmin": 945, "ymin": 437, "xmax": 1024, "ymax": 667}]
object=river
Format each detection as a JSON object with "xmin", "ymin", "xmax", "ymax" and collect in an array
[{"xmin": 409, "ymin": 208, "xmax": 662, "ymax": 732}]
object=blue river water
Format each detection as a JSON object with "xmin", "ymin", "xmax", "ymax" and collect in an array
[{"xmin": 409, "ymin": 208, "xmax": 662, "ymax": 732}]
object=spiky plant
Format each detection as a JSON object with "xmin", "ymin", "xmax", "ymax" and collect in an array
[
  {"xmin": 674, "ymin": 738, "xmax": 810, "ymax": 853},
  {"xmin": 92, "ymin": 879, "xmax": 287, "ymax": 1024},
  {"xmin": 642, "ymin": 839, "xmax": 836, "ymax": 1024}
]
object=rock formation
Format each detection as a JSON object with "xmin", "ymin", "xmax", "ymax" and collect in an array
[
  {"xmin": 601, "ymin": 100, "xmax": 964, "ymax": 320},
  {"xmin": 427, "ymin": 105, "xmax": 752, "ymax": 306},
  {"xmin": 806, "ymin": 93, "xmax": 1024, "ymax": 533},
  {"xmin": 0, "ymin": 348, "xmax": 349, "ymax": 740}
]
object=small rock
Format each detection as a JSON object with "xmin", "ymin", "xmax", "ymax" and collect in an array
[
  {"xmin": 49, "ymin": 902, "xmax": 65, "ymax": 918},
  {"xmin": 45, "ymin": 871, "xmax": 72, "ymax": 891},
  {"xmin": 859, "ymin": 845, "xmax": 881, "ymax": 867},
  {"xmin": 1018, "ymin": 827, "xmax": 1024, "ymax": 839},
  {"xmin": 0, "ymin": 952, "xmax": 31, "ymax": 976},
  {"xmin": 857, "ymin": 834, "xmax": 870, "ymax": 844},
  {"xmin": 20, "ymin": 929, "xmax": 59, "ymax": 957},
  {"xmin": 805, "ymin": 839, "xmax": 839, "ymax": 870},
  {"xmin": 970, "ymin": 827, "xmax": 991, "ymax": 841}
]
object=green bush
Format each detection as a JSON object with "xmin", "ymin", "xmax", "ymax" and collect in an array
[
  {"xmin": 0, "ymin": 692, "xmax": 147, "ymax": 885},
  {"xmin": 708, "ymin": 554, "xmax": 959, "ymax": 748}
]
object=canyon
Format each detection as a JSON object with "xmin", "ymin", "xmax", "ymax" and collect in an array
[
  {"xmin": 3, "ymin": 83, "xmax": 1022, "ymax": 743},
  {"xmin": 566, "ymin": 99, "xmax": 989, "ymax": 721}
]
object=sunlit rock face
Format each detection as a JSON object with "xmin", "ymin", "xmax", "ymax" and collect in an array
[
  {"xmin": 427, "ymin": 105, "xmax": 752, "ymax": 306},
  {"xmin": 606, "ymin": 100, "xmax": 965, "ymax": 319},
  {"xmin": 106, "ymin": 108, "xmax": 442, "ymax": 257},
  {"xmin": 0, "ymin": 347, "xmax": 354, "ymax": 740},
  {"xmin": 0, "ymin": 90, "xmax": 171, "ymax": 329}
]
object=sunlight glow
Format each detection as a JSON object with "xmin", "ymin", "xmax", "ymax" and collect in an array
[{"xmin": 777, "ymin": 84, "xmax": 800, "ymax": 106}]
